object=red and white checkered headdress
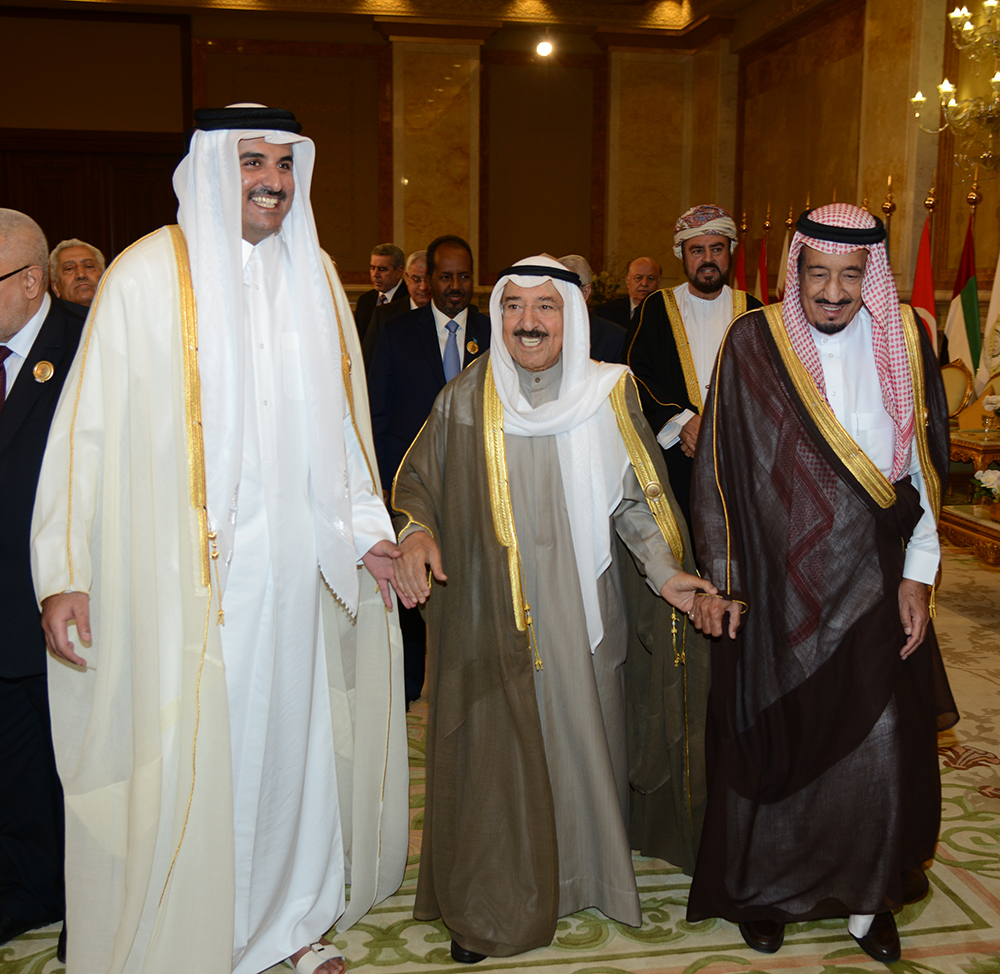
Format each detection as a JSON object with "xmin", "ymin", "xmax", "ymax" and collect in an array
[{"xmin": 782, "ymin": 203, "xmax": 914, "ymax": 482}]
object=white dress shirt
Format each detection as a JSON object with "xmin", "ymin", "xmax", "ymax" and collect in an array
[
  {"xmin": 431, "ymin": 303, "xmax": 469, "ymax": 361},
  {"xmin": 2, "ymin": 292, "xmax": 51, "ymax": 393},
  {"xmin": 656, "ymin": 284, "xmax": 734, "ymax": 450},
  {"xmin": 810, "ymin": 305, "xmax": 940, "ymax": 583}
]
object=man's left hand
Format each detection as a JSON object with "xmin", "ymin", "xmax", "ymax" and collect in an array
[
  {"xmin": 898, "ymin": 578, "xmax": 930, "ymax": 659},
  {"xmin": 362, "ymin": 539, "xmax": 413, "ymax": 610}
]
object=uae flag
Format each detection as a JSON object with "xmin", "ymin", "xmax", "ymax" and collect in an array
[
  {"xmin": 733, "ymin": 239, "xmax": 747, "ymax": 292},
  {"xmin": 754, "ymin": 234, "xmax": 770, "ymax": 305},
  {"xmin": 975, "ymin": 244, "xmax": 1000, "ymax": 393},
  {"xmin": 910, "ymin": 216, "xmax": 938, "ymax": 354},
  {"xmin": 942, "ymin": 215, "xmax": 981, "ymax": 372}
]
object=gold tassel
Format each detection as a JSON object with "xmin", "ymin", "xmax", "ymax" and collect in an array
[
  {"xmin": 207, "ymin": 531, "xmax": 225, "ymax": 625},
  {"xmin": 671, "ymin": 608, "xmax": 681, "ymax": 666},
  {"xmin": 525, "ymin": 604, "xmax": 542, "ymax": 670}
]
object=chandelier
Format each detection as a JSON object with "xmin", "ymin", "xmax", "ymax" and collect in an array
[{"xmin": 911, "ymin": 3, "xmax": 1000, "ymax": 172}]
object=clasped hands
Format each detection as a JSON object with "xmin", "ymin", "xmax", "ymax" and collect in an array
[{"xmin": 660, "ymin": 572, "xmax": 740, "ymax": 638}]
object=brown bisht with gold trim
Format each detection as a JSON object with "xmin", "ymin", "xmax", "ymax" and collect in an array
[
  {"xmin": 394, "ymin": 353, "xmax": 710, "ymax": 957},
  {"xmin": 687, "ymin": 304, "xmax": 958, "ymax": 924}
]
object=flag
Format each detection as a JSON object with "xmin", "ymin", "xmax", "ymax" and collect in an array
[
  {"xmin": 975, "ymin": 244, "xmax": 1000, "ymax": 394},
  {"xmin": 775, "ymin": 226, "xmax": 791, "ymax": 299},
  {"xmin": 910, "ymin": 215, "xmax": 938, "ymax": 354},
  {"xmin": 942, "ymin": 215, "xmax": 981, "ymax": 373},
  {"xmin": 754, "ymin": 233, "xmax": 769, "ymax": 305},
  {"xmin": 733, "ymin": 239, "xmax": 747, "ymax": 291}
]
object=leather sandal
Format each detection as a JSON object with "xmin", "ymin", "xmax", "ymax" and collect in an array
[{"xmin": 292, "ymin": 940, "xmax": 346, "ymax": 974}]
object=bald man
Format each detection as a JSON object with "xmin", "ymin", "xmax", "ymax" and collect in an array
[{"xmin": 595, "ymin": 256, "xmax": 661, "ymax": 330}]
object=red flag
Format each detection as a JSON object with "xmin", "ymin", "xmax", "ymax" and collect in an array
[
  {"xmin": 910, "ymin": 215, "xmax": 937, "ymax": 353},
  {"xmin": 754, "ymin": 234, "xmax": 770, "ymax": 305},
  {"xmin": 733, "ymin": 239, "xmax": 747, "ymax": 291}
]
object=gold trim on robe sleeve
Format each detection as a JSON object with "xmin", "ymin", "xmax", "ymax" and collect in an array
[
  {"xmin": 483, "ymin": 361, "xmax": 528, "ymax": 633},
  {"xmin": 609, "ymin": 373, "xmax": 685, "ymax": 566},
  {"xmin": 168, "ymin": 225, "xmax": 211, "ymax": 587},
  {"xmin": 764, "ymin": 304, "xmax": 896, "ymax": 510},
  {"xmin": 899, "ymin": 305, "xmax": 942, "ymax": 523},
  {"xmin": 662, "ymin": 289, "xmax": 703, "ymax": 413}
]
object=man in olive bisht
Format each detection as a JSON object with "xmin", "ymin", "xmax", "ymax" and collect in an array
[
  {"xmin": 687, "ymin": 203, "xmax": 958, "ymax": 964},
  {"xmin": 392, "ymin": 255, "xmax": 724, "ymax": 963}
]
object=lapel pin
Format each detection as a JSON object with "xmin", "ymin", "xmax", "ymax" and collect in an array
[
  {"xmin": 466, "ymin": 340, "xmax": 479, "ymax": 355},
  {"xmin": 33, "ymin": 361, "xmax": 54, "ymax": 383}
]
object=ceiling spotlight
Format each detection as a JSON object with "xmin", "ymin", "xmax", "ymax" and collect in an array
[{"xmin": 537, "ymin": 41, "xmax": 553, "ymax": 56}]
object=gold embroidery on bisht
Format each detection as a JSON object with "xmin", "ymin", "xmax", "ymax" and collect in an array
[
  {"xmin": 661, "ymin": 288, "xmax": 703, "ymax": 412},
  {"xmin": 764, "ymin": 304, "xmax": 895, "ymax": 509}
]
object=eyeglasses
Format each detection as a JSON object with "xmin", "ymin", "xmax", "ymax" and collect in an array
[{"xmin": 0, "ymin": 265, "xmax": 30, "ymax": 283}]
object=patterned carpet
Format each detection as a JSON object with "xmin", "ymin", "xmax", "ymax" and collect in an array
[{"xmin": 3, "ymin": 544, "xmax": 998, "ymax": 974}]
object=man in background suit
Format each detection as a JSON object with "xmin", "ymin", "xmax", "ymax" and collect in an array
[
  {"xmin": 354, "ymin": 242, "xmax": 406, "ymax": 344},
  {"xmin": 558, "ymin": 254, "xmax": 626, "ymax": 362},
  {"xmin": 368, "ymin": 234, "xmax": 490, "ymax": 706},
  {"xmin": 362, "ymin": 249, "xmax": 431, "ymax": 367},
  {"xmin": 596, "ymin": 256, "xmax": 661, "ymax": 330},
  {"xmin": 0, "ymin": 209, "xmax": 84, "ymax": 961}
]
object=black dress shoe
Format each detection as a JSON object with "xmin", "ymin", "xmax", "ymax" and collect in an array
[
  {"xmin": 450, "ymin": 940, "xmax": 486, "ymax": 964},
  {"xmin": 851, "ymin": 911, "xmax": 901, "ymax": 963},
  {"xmin": 738, "ymin": 919, "xmax": 785, "ymax": 953},
  {"xmin": 57, "ymin": 923, "xmax": 67, "ymax": 964},
  {"xmin": 901, "ymin": 867, "xmax": 930, "ymax": 904}
]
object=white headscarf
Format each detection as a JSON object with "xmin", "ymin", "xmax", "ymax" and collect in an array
[
  {"xmin": 489, "ymin": 255, "xmax": 630, "ymax": 650},
  {"xmin": 173, "ymin": 122, "xmax": 362, "ymax": 613}
]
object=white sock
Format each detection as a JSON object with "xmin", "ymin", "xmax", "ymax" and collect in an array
[{"xmin": 848, "ymin": 913, "xmax": 874, "ymax": 938}]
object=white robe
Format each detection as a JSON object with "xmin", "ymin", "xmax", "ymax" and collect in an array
[{"xmin": 31, "ymin": 226, "xmax": 409, "ymax": 974}]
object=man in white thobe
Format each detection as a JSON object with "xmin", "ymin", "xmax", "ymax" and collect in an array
[{"xmin": 32, "ymin": 105, "xmax": 410, "ymax": 974}]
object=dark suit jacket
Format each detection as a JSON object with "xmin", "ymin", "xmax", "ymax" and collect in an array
[
  {"xmin": 368, "ymin": 303, "xmax": 491, "ymax": 488},
  {"xmin": 594, "ymin": 295, "xmax": 637, "ymax": 331},
  {"xmin": 362, "ymin": 294, "xmax": 413, "ymax": 368},
  {"xmin": 1, "ymin": 298, "xmax": 85, "ymax": 678},
  {"xmin": 354, "ymin": 286, "xmax": 406, "ymax": 344},
  {"xmin": 589, "ymin": 312, "xmax": 627, "ymax": 363}
]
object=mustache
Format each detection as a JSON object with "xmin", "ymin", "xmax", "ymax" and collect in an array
[
  {"xmin": 696, "ymin": 263, "xmax": 722, "ymax": 274},
  {"xmin": 814, "ymin": 297, "xmax": 853, "ymax": 307},
  {"xmin": 248, "ymin": 188, "xmax": 287, "ymax": 200},
  {"xmin": 513, "ymin": 328, "xmax": 548, "ymax": 339}
]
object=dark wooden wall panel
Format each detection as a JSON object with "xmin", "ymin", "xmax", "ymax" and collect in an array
[{"xmin": 0, "ymin": 131, "xmax": 185, "ymax": 262}]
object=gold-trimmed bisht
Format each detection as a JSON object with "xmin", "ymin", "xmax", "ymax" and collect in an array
[
  {"xmin": 160, "ymin": 224, "xmax": 215, "ymax": 905},
  {"xmin": 483, "ymin": 362, "xmax": 540, "ymax": 668},
  {"xmin": 764, "ymin": 304, "xmax": 896, "ymax": 509},
  {"xmin": 900, "ymin": 304, "xmax": 943, "ymax": 615},
  {"xmin": 626, "ymin": 287, "xmax": 750, "ymax": 414}
]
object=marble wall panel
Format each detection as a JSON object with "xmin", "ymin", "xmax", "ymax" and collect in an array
[
  {"xmin": 393, "ymin": 43, "xmax": 479, "ymax": 259},
  {"xmin": 608, "ymin": 54, "xmax": 686, "ymax": 287}
]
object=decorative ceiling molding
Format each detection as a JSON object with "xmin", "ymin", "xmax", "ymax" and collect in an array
[
  {"xmin": 55, "ymin": 0, "xmax": 695, "ymax": 31},
  {"xmin": 593, "ymin": 14, "xmax": 735, "ymax": 51}
]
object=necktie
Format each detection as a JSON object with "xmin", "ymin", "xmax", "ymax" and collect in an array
[
  {"xmin": 378, "ymin": 293, "xmax": 387, "ymax": 306},
  {"xmin": 0, "ymin": 347, "xmax": 11, "ymax": 412},
  {"xmin": 443, "ymin": 320, "xmax": 461, "ymax": 382}
]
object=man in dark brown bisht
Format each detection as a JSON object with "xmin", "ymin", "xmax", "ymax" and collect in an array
[
  {"xmin": 687, "ymin": 203, "xmax": 958, "ymax": 964},
  {"xmin": 392, "ymin": 255, "xmax": 724, "ymax": 963}
]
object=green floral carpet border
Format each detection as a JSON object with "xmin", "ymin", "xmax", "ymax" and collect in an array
[{"xmin": 4, "ymin": 545, "xmax": 998, "ymax": 973}]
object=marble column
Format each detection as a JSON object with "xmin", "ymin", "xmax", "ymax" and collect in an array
[
  {"xmin": 605, "ymin": 43, "xmax": 737, "ymax": 288},
  {"xmin": 385, "ymin": 32, "xmax": 483, "ymax": 276}
]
